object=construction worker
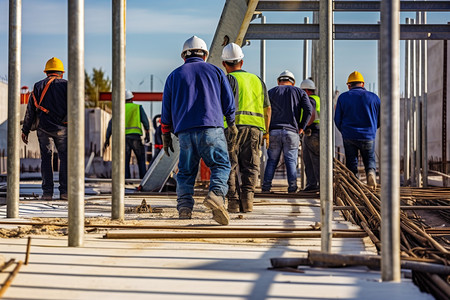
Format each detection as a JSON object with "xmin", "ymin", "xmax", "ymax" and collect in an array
[
  {"xmin": 21, "ymin": 57, "xmax": 68, "ymax": 200},
  {"xmin": 300, "ymin": 78, "xmax": 321, "ymax": 191},
  {"xmin": 261, "ymin": 71, "xmax": 312, "ymax": 193},
  {"xmin": 104, "ymin": 90, "xmax": 150, "ymax": 179},
  {"xmin": 161, "ymin": 36, "xmax": 237, "ymax": 224},
  {"xmin": 334, "ymin": 71, "xmax": 380, "ymax": 189},
  {"xmin": 221, "ymin": 43, "xmax": 271, "ymax": 213},
  {"xmin": 151, "ymin": 114, "xmax": 163, "ymax": 162}
]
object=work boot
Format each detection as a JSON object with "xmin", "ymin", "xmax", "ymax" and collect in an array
[
  {"xmin": 227, "ymin": 199, "xmax": 240, "ymax": 213},
  {"xmin": 241, "ymin": 193, "xmax": 254, "ymax": 213},
  {"xmin": 203, "ymin": 191, "xmax": 229, "ymax": 225},
  {"xmin": 40, "ymin": 194, "xmax": 53, "ymax": 201},
  {"xmin": 178, "ymin": 207, "xmax": 192, "ymax": 219},
  {"xmin": 60, "ymin": 194, "xmax": 68, "ymax": 200},
  {"xmin": 367, "ymin": 170, "xmax": 377, "ymax": 190}
]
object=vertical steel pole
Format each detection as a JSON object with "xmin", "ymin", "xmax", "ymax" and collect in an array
[
  {"xmin": 7, "ymin": 0, "xmax": 21, "ymax": 219},
  {"xmin": 380, "ymin": 0, "xmax": 401, "ymax": 282},
  {"xmin": 421, "ymin": 13, "xmax": 428, "ymax": 187},
  {"xmin": 377, "ymin": 21, "xmax": 382, "ymax": 178},
  {"xmin": 404, "ymin": 18, "xmax": 411, "ymax": 186},
  {"xmin": 67, "ymin": 0, "xmax": 85, "ymax": 247},
  {"xmin": 260, "ymin": 14, "xmax": 266, "ymax": 185},
  {"xmin": 112, "ymin": 0, "xmax": 126, "ymax": 220},
  {"xmin": 443, "ymin": 40, "xmax": 448, "ymax": 186},
  {"xmin": 319, "ymin": 0, "xmax": 333, "ymax": 252},
  {"xmin": 410, "ymin": 19, "xmax": 417, "ymax": 187},
  {"xmin": 415, "ymin": 12, "xmax": 422, "ymax": 187},
  {"xmin": 311, "ymin": 12, "xmax": 319, "ymax": 87},
  {"xmin": 303, "ymin": 17, "xmax": 309, "ymax": 80}
]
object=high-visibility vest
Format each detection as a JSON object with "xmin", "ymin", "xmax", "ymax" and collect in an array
[
  {"xmin": 310, "ymin": 95, "xmax": 320, "ymax": 124},
  {"xmin": 230, "ymin": 71, "xmax": 266, "ymax": 131},
  {"xmin": 125, "ymin": 103, "xmax": 143, "ymax": 135}
]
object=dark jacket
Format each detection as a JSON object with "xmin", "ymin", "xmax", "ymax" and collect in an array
[{"xmin": 22, "ymin": 75, "xmax": 68, "ymax": 135}]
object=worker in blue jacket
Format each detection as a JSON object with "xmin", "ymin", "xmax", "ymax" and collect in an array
[
  {"xmin": 161, "ymin": 36, "xmax": 237, "ymax": 225},
  {"xmin": 21, "ymin": 57, "xmax": 68, "ymax": 200},
  {"xmin": 334, "ymin": 71, "xmax": 380, "ymax": 189}
]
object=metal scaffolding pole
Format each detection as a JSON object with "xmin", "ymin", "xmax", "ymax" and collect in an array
[
  {"xmin": 319, "ymin": 0, "xmax": 333, "ymax": 252},
  {"xmin": 303, "ymin": 17, "xmax": 309, "ymax": 80},
  {"xmin": 421, "ymin": 12, "xmax": 428, "ymax": 187},
  {"xmin": 67, "ymin": 0, "xmax": 85, "ymax": 247},
  {"xmin": 410, "ymin": 18, "xmax": 417, "ymax": 187},
  {"xmin": 112, "ymin": 0, "xmax": 126, "ymax": 220},
  {"xmin": 404, "ymin": 18, "xmax": 411, "ymax": 186},
  {"xmin": 6, "ymin": 0, "xmax": 21, "ymax": 219},
  {"xmin": 380, "ymin": 0, "xmax": 401, "ymax": 282},
  {"xmin": 415, "ymin": 12, "xmax": 423, "ymax": 187},
  {"xmin": 260, "ymin": 14, "xmax": 267, "ymax": 185}
]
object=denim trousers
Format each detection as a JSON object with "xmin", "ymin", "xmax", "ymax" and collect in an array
[
  {"xmin": 262, "ymin": 129, "xmax": 299, "ymax": 192},
  {"xmin": 125, "ymin": 136, "xmax": 147, "ymax": 179},
  {"xmin": 303, "ymin": 130, "xmax": 320, "ymax": 188},
  {"xmin": 343, "ymin": 139, "xmax": 376, "ymax": 176},
  {"xmin": 177, "ymin": 128, "xmax": 231, "ymax": 211},
  {"xmin": 37, "ymin": 127, "xmax": 67, "ymax": 195}
]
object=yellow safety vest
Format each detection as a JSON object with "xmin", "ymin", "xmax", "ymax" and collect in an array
[
  {"xmin": 230, "ymin": 71, "xmax": 266, "ymax": 131},
  {"xmin": 310, "ymin": 95, "xmax": 320, "ymax": 124},
  {"xmin": 125, "ymin": 103, "xmax": 143, "ymax": 135}
]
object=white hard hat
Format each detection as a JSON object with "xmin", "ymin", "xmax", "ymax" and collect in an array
[
  {"xmin": 125, "ymin": 89, "xmax": 134, "ymax": 100},
  {"xmin": 181, "ymin": 36, "xmax": 209, "ymax": 59},
  {"xmin": 277, "ymin": 70, "xmax": 295, "ymax": 83},
  {"xmin": 300, "ymin": 79, "xmax": 316, "ymax": 90},
  {"xmin": 221, "ymin": 43, "xmax": 244, "ymax": 62}
]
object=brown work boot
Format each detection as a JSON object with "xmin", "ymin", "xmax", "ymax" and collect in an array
[
  {"xmin": 203, "ymin": 191, "xmax": 229, "ymax": 225},
  {"xmin": 367, "ymin": 170, "xmax": 377, "ymax": 190},
  {"xmin": 178, "ymin": 207, "xmax": 192, "ymax": 219},
  {"xmin": 241, "ymin": 193, "xmax": 254, "ymax": 213},
  {"xmin": 227, "ymin": 199, "xmax": 240, "ymax": 213}
]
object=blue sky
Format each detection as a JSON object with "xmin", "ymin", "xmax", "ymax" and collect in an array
[{"xmin": 0, "ymin": 0, "xmax": 449, "ymax": 119}]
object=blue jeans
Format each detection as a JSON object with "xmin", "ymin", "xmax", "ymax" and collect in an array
[
  {"xmin": 177, "ymin": 128, "xmax": 231, "ymax": 211},
  {"xmin": 343, "ymin": 139, "xmax": 376, "ymax": 176},
  {"xmin": 125, "ymin": 136, "xmax": 147, "ymax": 179},
  {"xmin": 262, "ymin": 129, "xmax": 299, "ymax": 192},
  {"xmin": 37, "ymin": 127, "xmax": 67, "ymax": 196},
  {"xmin": 303, "ymin": 130, "xmax": 320, "ymax": 188}
]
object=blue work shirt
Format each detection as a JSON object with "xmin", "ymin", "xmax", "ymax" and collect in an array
[
  {"xmin": 268, "ymin": 85, "xmax": 312, "ymax": 133},
  {"xmin": 334, "ymin": 87, "xmax": 380, "ymax": 140},
  {"xmin": 161, "ymin": 57, "xmax": 235, "ymax": 134}
]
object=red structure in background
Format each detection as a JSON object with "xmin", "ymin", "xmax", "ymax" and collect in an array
[
  {"xmin": 99, "ymin": 92, "xmax": 163, "ymax": 102},
  {"xmin": 20, "ymin": 86, "xmax": 30, "ymax": 104}
]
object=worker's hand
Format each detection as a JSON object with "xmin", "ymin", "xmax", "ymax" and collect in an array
[
  {"xmin": 162, "ymin": 133, "xmax": 174, "ymax": 157},
  {"xmin": 263, "ymin": 133, "xmax": 270, "ymax": 149},
  {"xmin": 299, "ymin": 129, "xmax": 304, "ymax": 138},
  {"xmin": 21, "ymin": 132, "xmax": 28, "ymax": 145},
  {"xmin": 144, "ymin": 131, "xmax": 150, "ymax": 144},
  {"xmin": 103, "ymin": 139, "xmax": 110, "ymax": 152}
]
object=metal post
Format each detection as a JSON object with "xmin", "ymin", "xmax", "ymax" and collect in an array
[
  {"xmin": 415, "ymin": 12, "xmax": 422, "ymax": 187},
  {"xmin": 443, "ymin": 40, "xmax": 448, "ymax": 186},
  {"xmin": 6, "ymin": 0, "xmax": 21, "ymax": 219},
  {"xmin": 404, "ymin": 18, "xmax": 411, "ymax": 186},
  {"xmin": 311, "ymin": 11, "xmax": 319, "ymax": 86},
  {"xmin": 67, "ymin": 0, "xmax": 85, "ymax": 247},
  {"xmin": 303, "ymin": 17, "xmax": 309, "ymax": 80},
  {"xmin": 380, "ymin": 0, "xmax": 401, "ymax": 282},
  {"xmin": 421, "ymin": 13, "xmax": 428, "ymax": 187},
  {"xmin": 260, "ymin": 14, "xmax": 267, "ymax": 185},
  {"xmin": 112, "ymin": 0, "xmax": 126, "ymax": 220},
  {"xmin": 377, "ymin": 20, "xmax": 382, "ymax": 179},
  {"xmin": 410, "ymin": 18, "xmax": 417, "ymax": 187},
  {"xmin": 319, "ymin": 0, "xmax": 333, "ymax": 253}
]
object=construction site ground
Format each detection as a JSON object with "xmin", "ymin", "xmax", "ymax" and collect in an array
[{"xmin": 0, "ymin": 180, "xmax": 435, "ymax": 300}]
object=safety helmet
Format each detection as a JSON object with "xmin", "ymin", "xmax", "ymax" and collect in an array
[
  {"xmin": 125, "ymin": 89, "xmax": 134, "ymax": 100},
  {"xmin": 221, "ymin": 43, "xmax": 244, "ymax": 62},
  {"xmin": 277, "ymin": 70, "xmax": 295, "ymax": 84},
  {"xmin": 44, "ymin": 57, "xmax": 64, "ymax": 73},
  {"xmin": 300, "ymin": 79, "xmax": 316, "ymax": 90},
  {"xmin": 347, "ymin": 71, "xmax": 365, "ymax": 84},
  {"xmin": 181, "ymin": 36, "xmax": 209, "ymax": 59}
]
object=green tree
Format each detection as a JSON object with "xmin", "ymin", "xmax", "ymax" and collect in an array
[{"xmin": 85, "ymin": 68, "xmax": 111, "ymax": 109}]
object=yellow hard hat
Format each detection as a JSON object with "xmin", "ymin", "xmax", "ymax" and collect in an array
[
  {"xmin": 44, "ymin": 57, "xmax": 65, "ymax": 73},
  {"xmin": 347, "ymin": 71, "xmax": 364, "ymax": 84}
]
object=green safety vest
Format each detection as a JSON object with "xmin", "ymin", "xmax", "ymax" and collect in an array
[
  {"xmin": 310, "ymin": 95, "xmax": 320, "ymax": 124},
  {"xmin": 125, "ymin": 102, "xmax": 143, "ymax": 135},
  {"xmin": 230, "ymin": 71, "xmax": 266, "ymax": 131}
]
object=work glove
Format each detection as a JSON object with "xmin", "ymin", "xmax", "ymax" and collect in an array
[
  {"xmin": 21, "ymin": 132, "xmax": 28, "ymax": 145},
  {"xmin": 262, "ymin": 133, "xmax": 270, "ymax": 149},
  {"xmin": 103, "ymin": 139, "xmax": 110, "ymax": 152},
  {"xmin": 144, "ymin": 130, "xmax": 150, "ymax": 144},
  {"xmin": 162, "ymin": 133, "xmax": 174, "ymax": 157}
]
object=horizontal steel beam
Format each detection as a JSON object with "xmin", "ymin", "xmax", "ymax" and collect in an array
[
  {"xmin": 245, "ymin": 24, "xmax": 450, "ymax": 40},
  {"xmin": 257, "ymin": 1, "xmax": 450, "ymax": 12}
]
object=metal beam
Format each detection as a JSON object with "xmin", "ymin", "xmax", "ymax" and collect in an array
[
  {"xmin": 257, "ymin": 1, "xmax": 450, "ymax": 12},
  {"xmin": 245, "ymin": 24, "xmax": 450, "ymax": 40}
]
